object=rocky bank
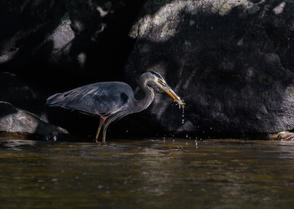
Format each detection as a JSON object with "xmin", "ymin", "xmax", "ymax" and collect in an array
[{"xmin": 1, "ymin": 0, "xmax": 294, "ymax": 138}]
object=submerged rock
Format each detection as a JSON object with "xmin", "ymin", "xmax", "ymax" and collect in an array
[
  {"xmin": 0, "ymin": 101, "xmax": 68, "ymax": 138},
  {"xmin": 126, "ymin": 0, "xmax": 294, "ymax": 136}
]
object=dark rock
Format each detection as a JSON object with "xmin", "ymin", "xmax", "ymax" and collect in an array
[
  {"xmin": 0, "ymin": 0, "xmax": 66, "ymax": 64},
  {"xmin": 0, "ymin": 72, "xmax": 45, "ymax": 117},
  {"xmin": 126, "ymin": 0, "xmax": 294, "ymax": 136},
  {"xmin": 0, "ymin": 0, "xmax": 146, "ymax": 90},
  {"xmin": 0, "ymin": 101, "xmax": 68, "ymax": 137}
]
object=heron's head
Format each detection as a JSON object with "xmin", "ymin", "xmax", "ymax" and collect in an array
[{"xmin": 145, "ymin": 71, "xmax": 185, "ymax": 108}]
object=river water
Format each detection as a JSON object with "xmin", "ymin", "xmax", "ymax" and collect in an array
[{"xmin": 1, "ymin": 138, "xmax": 294, "ymax": 209}]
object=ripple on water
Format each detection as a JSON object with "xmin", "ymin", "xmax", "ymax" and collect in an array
[{"xmin": 1, "ymin": 138, "xmax": 294, "ymax": 208}]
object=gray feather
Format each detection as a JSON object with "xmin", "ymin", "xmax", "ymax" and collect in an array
[{"xmin": 47, "ymin": 82, "xmax": 134, "ymax": 117}]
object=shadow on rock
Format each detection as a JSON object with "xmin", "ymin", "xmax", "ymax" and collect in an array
[{"xmin": 125, "ymin": 0, "xmax": 294, "ymax": 137}]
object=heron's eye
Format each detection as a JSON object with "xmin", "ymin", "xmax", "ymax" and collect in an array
[{"xmin": 158, "ymin": 79, "xmax": 166, "ymax": 86}]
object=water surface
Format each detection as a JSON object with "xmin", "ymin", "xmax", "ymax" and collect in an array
[{"xmin": 1, "ymin": 138, "xmax": 294, "ymax": 209}]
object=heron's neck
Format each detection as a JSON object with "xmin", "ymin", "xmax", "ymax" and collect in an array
[{"xmin": 133, "ymin": 76, "xmax": 155, "ymax": 113}]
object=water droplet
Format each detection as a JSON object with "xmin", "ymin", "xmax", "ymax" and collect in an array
[
  {"xmin": 181, "ymin": 108, "xmax": 185, "ymax": 125},
  {"xmin": 51, "ymin": 178, "xmax": 58, "ymax": 182},
  {"xmin": 195, "ymin": 140, "xmax": 198, "ymax": 149}
]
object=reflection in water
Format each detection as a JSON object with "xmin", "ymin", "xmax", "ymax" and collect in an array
[
  {"xmin": 0, "ymin": 139, "xmax": 37, "ymax": 151},
  {"xmin": 1, "ymin": 138, "xmax": 294, "ymax": 208}
]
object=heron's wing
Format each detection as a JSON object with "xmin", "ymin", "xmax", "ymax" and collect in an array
[{"xmin": 47, "ymin": 82, "xmax": 134, "ymax": 117}]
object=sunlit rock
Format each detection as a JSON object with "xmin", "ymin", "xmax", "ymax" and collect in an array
[
  {"xmin": 0, "ymin": 101, "xmax": 68, "ymax": 137},
  {"xmin": 273, "ymin": 2, "xmax": 286, "ymax": 15}
]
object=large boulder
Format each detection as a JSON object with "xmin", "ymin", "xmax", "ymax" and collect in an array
[
  {"xmin": 0, "ymin": 101, "xmax": 68, "ymax": 138},
  {"xmin": 0, "ymin": 73, "xmax": 69, "ymax": 139},
  {"xmin": 126, "ymin": 0, "xmax": 294, "ymax": 136}
]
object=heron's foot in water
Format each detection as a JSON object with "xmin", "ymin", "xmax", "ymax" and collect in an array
[
  {"xmin": 95, "ymin": 137, "xmax": 107, "ymax": 145},
  {"xmin": 43, "ymin": 134, "xmax": 58, "ymax": 142},
  {"xmin": 268, "ymin": 131, "xmax": 294, "ymax": 140},
  {"xmin": 95, "ymin": 141, "xmax": 107, "ymax": 145}
]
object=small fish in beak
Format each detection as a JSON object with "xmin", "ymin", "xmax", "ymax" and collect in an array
[{"xmin": 157, "ymin": 79, "xmax": 185, "ymax": 109}]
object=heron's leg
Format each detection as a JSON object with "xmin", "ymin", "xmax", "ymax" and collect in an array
[
  {"xmin": 95, "ymin": 118, "xmax": 104, "ymax": 143},
  {"xmin": 102, "ymin": 123, "xmax": 110, "ymax": 144},
  {"xmin": 101, "ymin": 115, "xmax": 119, "ymax": 143},
  {"xmin": 101, "ymin": 112, "xmax": 125, "ymax": 143}
]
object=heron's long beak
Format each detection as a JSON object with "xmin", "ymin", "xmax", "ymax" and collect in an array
[{"xmin": 160, "ymin": 84, "xmax": 185, "ymax": 108}]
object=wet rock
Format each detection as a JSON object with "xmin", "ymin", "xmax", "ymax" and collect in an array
[
  {"xmin": 126, "ymin": 0, "xmax": 294, "ymax": 135},
  {"xmin": 0, "ymin": 101, "xmax": 68, "ymax": 137}
]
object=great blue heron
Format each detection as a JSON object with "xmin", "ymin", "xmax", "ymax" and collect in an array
[{"xmin": 46, "ymin": 71, "xmax": 184, "ymax": 143}]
